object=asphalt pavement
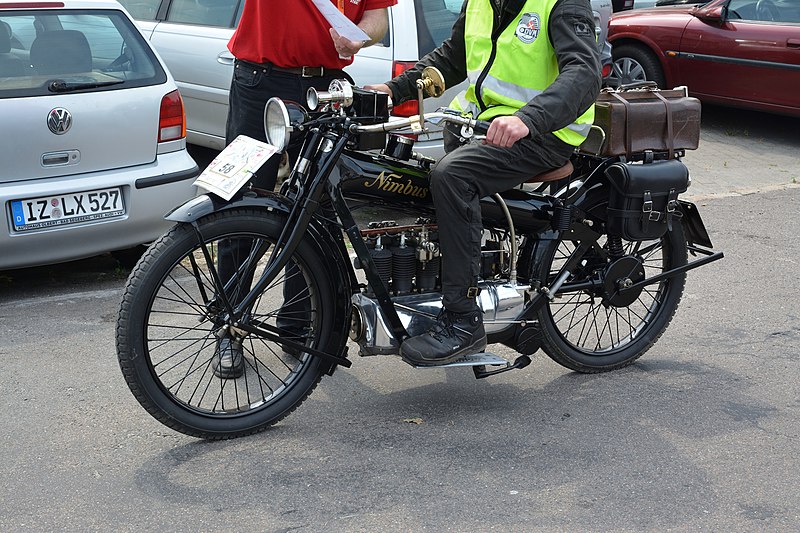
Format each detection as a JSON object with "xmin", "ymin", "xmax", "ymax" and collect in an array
[{"xmin": 1, "ymin": 105, "xmax": 798, "ymax": 532}]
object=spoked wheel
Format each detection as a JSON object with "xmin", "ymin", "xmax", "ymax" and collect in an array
[
  {"xmin": 536, "ymin": 223, "xmax": 687, "ymax": 373},
  {"xmin": 116, "ymin": 208, "xmax": 346, "ymax": 439}
]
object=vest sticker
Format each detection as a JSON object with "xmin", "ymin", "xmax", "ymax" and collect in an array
[{"xmin": 515, "ymin": 13, "xmax": 541, "ymax": 44}]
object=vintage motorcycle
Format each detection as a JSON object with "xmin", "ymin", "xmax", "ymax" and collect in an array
[{"xmin": 116, "ymin": 69, "xmax": 723, "ymax": 439}]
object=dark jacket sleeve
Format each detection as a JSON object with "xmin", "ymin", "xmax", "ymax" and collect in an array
[
  {"xmin": 385, "ymin": 6, "xmax": 467, "ymax": 103},
  {"xmin": 514, "ymin": 0, "xmax": 602, "ymax": 138}
]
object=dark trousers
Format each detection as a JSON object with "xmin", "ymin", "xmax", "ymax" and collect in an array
[
  {"xmin": 219, "ymin": 61, "xmax": 344, "ymax": 336},
  {"xmin": 225, "ymin": 60, "xmax": 346, "ymax": 188},
  {"xmin": 433, "ymin": 128, "xmax": 575, "ymax": 313}
]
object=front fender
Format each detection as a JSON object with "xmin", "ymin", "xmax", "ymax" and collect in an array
[{"xmin": 165, "ymin": 191, "xmax": 294, "ymax": 223}]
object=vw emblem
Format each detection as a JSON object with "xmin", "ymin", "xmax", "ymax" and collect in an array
[{"xmin": 47, "ymin": 108, "xmax": 72, "ymax": 135}]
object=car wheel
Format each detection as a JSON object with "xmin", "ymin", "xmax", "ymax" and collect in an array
[{"xmin": 610, "ymin": 44, "xmax": 666, "ymax": 88}]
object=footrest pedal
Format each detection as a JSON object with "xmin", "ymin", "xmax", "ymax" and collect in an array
[{"xmin": 437, "ymin": 352, "xmax": 509, "ymax": 368}]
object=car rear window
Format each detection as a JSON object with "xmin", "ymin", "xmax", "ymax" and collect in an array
[
  {"xmin": 416, "ymin": 0, "xmax": 463, "ymax": 57},
  {"xmin": 0, "ymin": 9, "xmax": 166, "ymax": 98}
]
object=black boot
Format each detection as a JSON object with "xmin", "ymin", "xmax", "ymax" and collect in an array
[
  {"xmin": 400, "ymin": 309, "xmax": 486, "ymax": 367},
  {"xmin": 212, "ymin": 337, "xmax": 244, "ymax": 379}
]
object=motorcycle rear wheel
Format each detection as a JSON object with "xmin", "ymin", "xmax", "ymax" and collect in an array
[
  {"xmin": 116, "ymin": 208, "xmax": 344, "ymax": 439},
  {"xmin": 536, "ymin": 223, "xmax": 687, "ymax": 373}
]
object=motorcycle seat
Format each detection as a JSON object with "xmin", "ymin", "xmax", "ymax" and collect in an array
[{"xmin": 525, "ymin": 161, "xmax": 574, "ymax": 183}]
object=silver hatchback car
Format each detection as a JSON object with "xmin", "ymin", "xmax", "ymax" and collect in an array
[
  {"xmin": 0, "ymin": 0, "xmax": 198, "ymax": 270},
  {"xmin": 121, "ymin": 0, "xmax": 611, "ymax": 157}
]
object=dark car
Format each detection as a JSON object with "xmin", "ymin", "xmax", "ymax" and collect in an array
[{"xmin": 608, "ymin": 0, "xmax": 800, "ymax": 117}]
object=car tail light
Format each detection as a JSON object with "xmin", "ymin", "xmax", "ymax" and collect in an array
[
  {"xmin": 390, "ymin": 61, "xmax": 419, "ymax": 117},
  {"xmin": 601, "ymin": 62, "xmax": 613, "ymax": 79},
  {"xmin": 158, "ymin": 90, "xmax": 185, "ymax": 143}
]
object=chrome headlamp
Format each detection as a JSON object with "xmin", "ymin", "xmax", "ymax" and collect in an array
[{"xmin": 263, "ymin": 97, "xmax": 308, "ymax": 151}]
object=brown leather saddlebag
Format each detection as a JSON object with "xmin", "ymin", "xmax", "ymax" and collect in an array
[{"xmin": 581, "ymin": 85, "xmax": 701, "ymax": 158}]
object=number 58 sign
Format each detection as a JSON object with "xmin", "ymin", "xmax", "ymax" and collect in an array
[{"xmin": 193, "ymin": 135, "xmax": 279, "ymax": 201}]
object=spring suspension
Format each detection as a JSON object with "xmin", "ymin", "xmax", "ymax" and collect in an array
[
  {"xmin": 608, "ymin": 236, "xmax": 625, "ymax": 260},
  {"xmin": 551, "ymin": 204, "xmax": 573, "ymax": 231}
]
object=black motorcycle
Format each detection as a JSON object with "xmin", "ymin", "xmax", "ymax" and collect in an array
[{"xmin": 116, "ymin": 69, "xmax": 723, "ymax": 439}]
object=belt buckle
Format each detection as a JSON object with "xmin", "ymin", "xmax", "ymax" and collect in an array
[{"xmin": 301, "ymin": 66, "xmax": 322, "ymax": 78}]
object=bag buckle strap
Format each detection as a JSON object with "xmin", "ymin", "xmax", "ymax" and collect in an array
[
  {"xmin": 666, "ymin": 188, "xmax": 679, "ymax": 230},
  {"xmin": 666, "ymin": 188, "xmax": 679, "ymax": 212},
  {"xmin": 641, "ymin": 190, "xmax": 661, "ymax": 225},
  {"xmin": 466, "ymin": 286, "xmax": 481, "ymax": 299},
  {"xmin": 642, "ymin": 191, "xmax": 653, "ymax": 213}
]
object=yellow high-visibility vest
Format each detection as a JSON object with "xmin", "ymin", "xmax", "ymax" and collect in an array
[{"xmin": 451, "ymin": 0, "xmax": 594, "ymax": 146}]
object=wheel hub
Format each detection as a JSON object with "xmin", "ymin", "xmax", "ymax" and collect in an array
[{"xmin": 602, "ymin": 256, "xmax": 645, "ymax": 307}]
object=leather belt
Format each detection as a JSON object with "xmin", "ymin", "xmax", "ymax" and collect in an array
[{"xmin": 236, "ymin": 59, "xmax": 339, "ymax": 78}]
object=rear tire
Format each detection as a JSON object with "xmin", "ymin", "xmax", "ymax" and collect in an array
[
  {"xmin": 536, "ymin": 223, "xmax": 687, "ymax": 373},
  {"xmin": 116, "ymin": 208, "xmax": 345, "ymax": 439}
]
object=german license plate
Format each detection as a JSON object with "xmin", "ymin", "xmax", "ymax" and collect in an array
[{"xmin": 10, "ymin": 187, "xmax": 125, "ymax": 232}]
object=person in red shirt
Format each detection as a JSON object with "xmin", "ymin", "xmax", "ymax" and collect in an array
[
  {"xmin": 226, "ymin": 0, "xmax": 397, "ymax": 166},
  {"xmin": 213, "ymin": 0, "xmax": 397, "ymax": 379}
]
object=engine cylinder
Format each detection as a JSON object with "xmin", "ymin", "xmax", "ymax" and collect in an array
[
  {"xmin": 369, "ymin": 244, "xmax": 392, "ymax": 294},
  {"xmin": 416, "ymin": 256, "xmax": 440, "ymax": 292},
  {"xmin": 391, "ymin": 245, "xmax": 416, "ymax": 294}
]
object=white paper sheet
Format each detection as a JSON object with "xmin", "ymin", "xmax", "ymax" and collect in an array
[
  {"xmin": 311, "ymin": 0, "xmax": 370, "ymax": 42},
  {"xmin": 193, "ymin": 135, "xmax": 278, "ymax": 201}
]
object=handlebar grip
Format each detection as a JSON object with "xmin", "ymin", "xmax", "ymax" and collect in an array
[{"xmin": 473, "ymin": 120, "xmax": 490, "ymax": 135}]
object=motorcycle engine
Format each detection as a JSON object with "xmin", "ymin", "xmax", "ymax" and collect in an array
[
  {"xmin": 350, "ymin": 220, "xmax": 521, "ymax": 356},
  {"xmin": 356, "ymin": 219, "xmax": 442, "ymax": 296},
  {"xmin": 356, "ymin": 219, "xmax": 509, "ymax": 296}
]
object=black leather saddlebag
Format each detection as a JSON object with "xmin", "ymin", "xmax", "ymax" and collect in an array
[{"xmin": 606, "ymin": 160, "xmax": 689, "ymax": 241}]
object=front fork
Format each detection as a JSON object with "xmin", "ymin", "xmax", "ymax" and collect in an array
[{"xmin": 186, "ymin": 130, "xmax": 354, "ymax": 368}]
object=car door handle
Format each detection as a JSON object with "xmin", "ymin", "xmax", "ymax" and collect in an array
[
  {"xmin": 788, "ymin": 39, "xmax": 800, "ymax": 49},
  {"xmin": 217, "ymin": 52, "xmax": 235, "ymax": 65}
]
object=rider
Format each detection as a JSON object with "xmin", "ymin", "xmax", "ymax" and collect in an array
[{"xmin": 368, "ymin": 0, "xmax": 601, "ymax": 366}]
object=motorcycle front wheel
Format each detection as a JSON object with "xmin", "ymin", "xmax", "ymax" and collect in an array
[
  {"xmin": 116, "ymin": 208, "xmax": 345, "ymax": 439},
  {"xmin": 536, "ymin": 222, "xmax": 688, "ymax": 373}
]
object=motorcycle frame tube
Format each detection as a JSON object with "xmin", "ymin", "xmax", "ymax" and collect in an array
[
  {"xmin": 234, "ymin": 131, "xmax": 344, "ymax": 314},
  {"xmin": 327, "ymin": 163, "xmax": 411, "ymax": 343},
  {"xmin": 515, "ymin": 215, "xmax": 723, "ymax": 324}
]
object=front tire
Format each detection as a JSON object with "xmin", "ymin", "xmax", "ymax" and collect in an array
[
  {"xmin": 116, "ymin": 208, "xmax": 346, "ymax": 439},
  {"xmin": 610, "ymin": 44, "xmax": 666, "ymax": 88},
  {"xmin": 536, "ymin": 223, "xmax": 688, "ymax": 373}
]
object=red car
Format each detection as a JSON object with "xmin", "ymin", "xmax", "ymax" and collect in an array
[{"xmin": 608, "ymin": 0, "xmax": 800, "ymax": 116}]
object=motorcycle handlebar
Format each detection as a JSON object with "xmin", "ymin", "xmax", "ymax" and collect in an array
[
  {"xmin": 350, "ymin": 112, "xmax": 488, "ymax": 136},
  {"xmin": 472, "ymin": 120, "xmax": 490, "ymax": 135}
]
